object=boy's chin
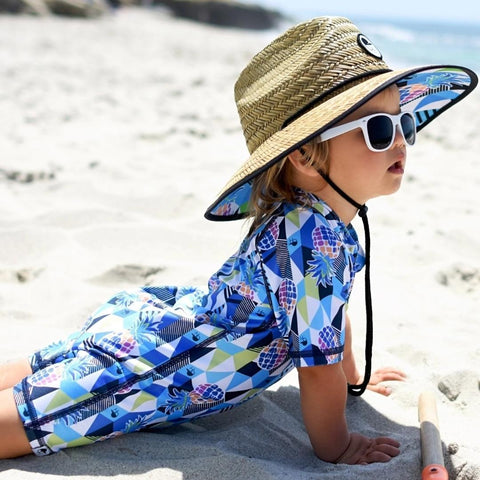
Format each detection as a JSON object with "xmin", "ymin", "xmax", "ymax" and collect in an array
[{"xmin": 384, "ymin": 179, "xmax": 404, "ymax": 197}]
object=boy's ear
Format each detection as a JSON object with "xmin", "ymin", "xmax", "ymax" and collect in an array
[{"xmin": 287, "ymin": 149, "xmax": 319, "ymax": 178}]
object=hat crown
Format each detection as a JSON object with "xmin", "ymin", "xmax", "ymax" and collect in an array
[{"xmin": 235, "ymin": 16, "xmax": 390, "ymax": 154}]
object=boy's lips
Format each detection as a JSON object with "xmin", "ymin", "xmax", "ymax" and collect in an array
[{"xmin": 388, "ymin": 159, "xmax": 405, "ymax": 174}]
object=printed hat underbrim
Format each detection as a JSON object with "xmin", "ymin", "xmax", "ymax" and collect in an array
[{"xmin": 205, "ymin": 64, "xmax": 478, "ymax": 222}]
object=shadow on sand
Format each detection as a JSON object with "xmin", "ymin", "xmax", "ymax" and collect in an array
[{"xmin": 0, "ymin": 385, "xmax": 431, "ymax": 479}]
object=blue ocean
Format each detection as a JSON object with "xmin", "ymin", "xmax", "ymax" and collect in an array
[
  {"xmin": 349, "ymin": 18, "xmax": 480, "ymax": 73},
  {"xmin": 254, "ymin": 4, "xmax": 480, "ymax": 73}
]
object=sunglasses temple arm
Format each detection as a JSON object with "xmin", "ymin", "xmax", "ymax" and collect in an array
[{"xmin": 316, "ymin": 122, "xmax": 358, "ymax": 143}]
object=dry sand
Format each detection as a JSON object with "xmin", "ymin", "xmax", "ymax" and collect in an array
[{"xmin": 0, "ymin": 7, "xmax": 479, "ymax": 479}]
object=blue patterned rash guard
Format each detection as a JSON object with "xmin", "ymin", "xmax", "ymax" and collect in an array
[
  {"xmin": 199, "ymin": 192, "xmax": 365, "ymax": 368},
  {"xmin": 14, "ymin": 191, "xmax": 365, "ymax": 455}
]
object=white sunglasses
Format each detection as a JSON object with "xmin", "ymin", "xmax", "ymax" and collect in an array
[{"xmin": 316, "ymin": 112, "xmax": 417, "ymax": 152}]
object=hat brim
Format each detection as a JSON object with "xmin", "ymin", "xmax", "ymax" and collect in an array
[{"xmin": 205, "ymin": 65, "xmax": 478, "ymax": 221}]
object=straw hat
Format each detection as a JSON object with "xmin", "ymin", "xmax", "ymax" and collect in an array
[{"xmin": 205, "ymin": 16, "xmax": 477, "ymax": 221}]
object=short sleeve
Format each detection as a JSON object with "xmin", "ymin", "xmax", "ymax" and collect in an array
[{"xmin": 258, "ymin": 208, "xmax": 359, "ymax": 368}]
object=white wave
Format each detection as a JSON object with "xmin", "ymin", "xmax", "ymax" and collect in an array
[{"xmin": 359, "ymin": 22, "xmax": 416, "ymax": 43}]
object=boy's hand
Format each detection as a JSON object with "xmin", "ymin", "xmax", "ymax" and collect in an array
[
  {"xmin": 335, "ymin": 432, "xmax": 400, "ymax": 465},
  {"xmin": 366, "ymin": 367, "xmax": 406, "ymax": 396}
]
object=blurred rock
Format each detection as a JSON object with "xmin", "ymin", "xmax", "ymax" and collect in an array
[
  {"xmin": 156, "ymin": 0, "xmax": 284, "ymax": 30},
  {"xmin": 437, "ymin": 370, "xmax": 479, "ymax": 403},
  {"xmin": 21, "ymin": 0, "xmax": 51, "ymax": 15},
  {"xmin": 0, "ymin": 0, "xmax": 108, "ymax": 15},
  {"xmin": 44, "ymin": 0, "xmax": 108, "ymax": 17},
  {"xmin": 0, "ymin": 0, "xmax": 23, "ymax": 13}
]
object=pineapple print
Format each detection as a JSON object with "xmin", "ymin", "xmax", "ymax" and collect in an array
[
  {"xmin": 32, "ymin": 364, "xmax": 62, "ymax": 386},
  {"xmin": 38, "ymin": 339, "xmax": 71, "ymax": 362},
  {"xmin": 236, "ymin": 281, "xmax": 255, "ymax": 300},
  {"xmin": 196, "ymin": 312, "xmax": 212, "ymax": 325},
  {"xmin": 100, "ymin": 331, "xmax": 137, "ymax": 359},
  {"xmin": 131, "ymin": 311, "xmax": 157, "ymax": 343},
  {"xmin": 123, "ymin": 414, "xmax": 151, "ymax": 433},
  {"xmin": 164, "ymin": 388, "xmax": 191, "ymax": 414},
  {"xmin": 258, "ymin": 221, "xmax": 279, "ymax": 251},
  {"xmin": 117, "ymin": 384, "xmax": 133, "ymax": 395},
  {"xmin": 312, "ymin": 225, "xmax": 341, "ymax": 258},
  {"xmin": 256, "ymin": 338, "xmax": 288, "ymax": 370},
  {"xmin": 111, "ymin": 291, "xmax": 140, "ymax": 308},
  {"xmin": 279, "ymin": 278, "xmax": 297, "ymax": 315},
  {"xmin": 189, "ymin": 383, "xmax": 225, "ymax": 404},
  {"xmin": 63, "ymin": 355, "xmax": 94, "ymax": 381},
  {"xmin": 318, "ymin": 326, "xmax": 341, "ymax": 364},
  {"xmin": 237, "ymin": 252, "xmax": 262, "ymax": 300},
  {"xmin": 307, "ymin": 225, "xmax": 342, "ymax": 287},
  {"xmin": 208, "ymin": 276, "xmax": 221, "ymax": 292}
]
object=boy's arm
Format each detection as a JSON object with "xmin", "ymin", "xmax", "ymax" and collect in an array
[
  {"xmin": 297, "ymin": 362, "xmax": 350, "ymax": 462},
  {"xmin": 341, "ymin": 313, "xmax": 361, "ymax": 385},
  {"xmin": 297, "ymin": 363, "xmax": 401, "ymax": 464}
]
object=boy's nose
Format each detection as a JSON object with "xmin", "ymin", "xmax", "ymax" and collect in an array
[{"xmin": 392, "ymin": 125, "xmax": 406, "ymax": 148}]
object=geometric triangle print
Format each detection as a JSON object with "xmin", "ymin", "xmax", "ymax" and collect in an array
[
  {"xmin": 173, "ymin": 335, "xmax": 197, "ymax": 355},
  {"xmin": 132, "ymin": 391, "xmax": 156, "ymax": 411},
  {"xmin": 71, "ymin": 412, "xmax": 98, "ymax": 437},
  {"xmin": 91, "ymin": 374, "xmax": 118, "ymax": 394},
  {"xmin": 226, "ymin": 374, "xmax": 259, "ymax": 393},
  {"xmin": 44, "ymin": 390, "xmax": 73, "ymax": 413},
  {"xmin": 296, "ymin": 294, "xmax": 309, "ymax": 323},
  {"xmin": 189, "ymin": 346, "xmax": 215, "ymax": 364},
  {"xmin": 208, "ymin": 356, "xmax": 236, "ymax": 373},
  {"xmin": 29, "ymin": 384, "xmax": 58, "ymax": 398},
  {"xmin": 225, "ymin": 371, "xmax": 254, "ymax": 391},
  {"xmin": 44, "ymin": 433, "xmax": 67, "ymax": 449},
  {"xmin": 82, "ymin": 369, "xmax": 111, "ymax": 392},
  {"xmin": 207, "ymin": 349, "xmax": 230, "ymax": 370},
  {"xmin": 204, "ymin": 370, "xmax": 234, "ymax": 386},
  {"xmin": 233, "ymin": 349, "xmax": 260, "ymax": 371},
  {"xmin": 84, "ymin": 413, "xmax": 114, "ymax": 437}
]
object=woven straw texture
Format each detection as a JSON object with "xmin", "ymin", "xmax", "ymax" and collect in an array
[{"xmin": 235, "ymin": 17, "xmax": 390, "ymax": 155}]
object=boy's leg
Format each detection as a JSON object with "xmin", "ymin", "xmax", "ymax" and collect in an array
[
  {"xmin": 0, "ymin": 388, "xmax": 31, "ymax": 458},
  {"xmin": 0, "ymin": 359, "xmax": 32, "ymax": 391}
]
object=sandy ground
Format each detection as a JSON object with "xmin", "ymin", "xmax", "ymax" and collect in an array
[{"xmin": 0, "ymin": 7, "xmax": 479, "ymax": 479}]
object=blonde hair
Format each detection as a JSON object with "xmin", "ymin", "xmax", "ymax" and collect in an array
[{"xmin": 247, "ymin": 139, "xmax": 330, "ymax": 233}]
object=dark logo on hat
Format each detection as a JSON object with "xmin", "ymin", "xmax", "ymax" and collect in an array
[{"xmin": 357, "ymin": 34, "xmax": 383, "ymax": 59}]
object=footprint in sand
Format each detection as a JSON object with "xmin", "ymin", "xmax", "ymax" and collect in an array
[
  {"xmin": 0, "ymin": 168, "xmax": 56, "ymax": 183},
  {"xmin": 0, "ymin": 267, "xmax": 43, "ymax": 283},
  {"xmin": 436, "ymin": 264, "xmax": 480, "ymax": 295},
  {"xmin": 89, "ymin": 264, "xmax": 165, "ymax": 286}
]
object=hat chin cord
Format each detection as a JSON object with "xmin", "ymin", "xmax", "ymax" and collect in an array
[{"xmin": 318, "ymin": 171, "xmax": 373, "ymax": 397}]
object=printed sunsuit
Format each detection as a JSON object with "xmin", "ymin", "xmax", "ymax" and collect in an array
[{"xmin": 14, "ymin": 192, "xmax": 365, "ymax": 455}]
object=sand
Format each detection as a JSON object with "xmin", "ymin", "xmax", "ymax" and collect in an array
[{"xmin": 0, "ymin": 7, "xmax": 479, "ymax": 479}]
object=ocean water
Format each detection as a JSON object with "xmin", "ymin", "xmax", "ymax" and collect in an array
[
  {"xmin": 351, "ymin": 19, "xmax": 480, "ymax": 73},
  {"xmin": 253, "ymin": 4, "xmax": 480, "ymax": 73}
]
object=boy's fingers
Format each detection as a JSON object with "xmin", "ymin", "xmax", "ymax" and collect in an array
[
  {"xmin": 367, "ymin": 384, "xmax": 391, "ymax": 396},
  {"xmin": 364, "ymin": 438, "xmax": 400, "ymax": 463},
  {"xmin": 378, "ymin": 372, "xmax": 406, "ymax": 382},
  {"xmin": 374, "ymin": 437, "xmax": 400, "ymax": 447},
  {"xmin": 374, "ymin": 367, "xmax": 407, "ymax": 379}
]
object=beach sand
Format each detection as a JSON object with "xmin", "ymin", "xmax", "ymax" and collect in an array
[{"xmin": 0, "ymin": 7, "xmax": 479, "ymax": 479}]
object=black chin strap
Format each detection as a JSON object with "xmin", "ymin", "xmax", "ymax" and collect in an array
[{"xmin": 319, "ymin": 172, "xmax": 373, "ymax": 397}]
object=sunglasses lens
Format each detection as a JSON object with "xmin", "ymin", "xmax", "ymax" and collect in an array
[
  {"xmin": 401, "ymin": 113, "xmax": 416, "ymax": 145},
  {"xmin": 367, "ymin": 115, "xmax": 393, "ymax": 150}
]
